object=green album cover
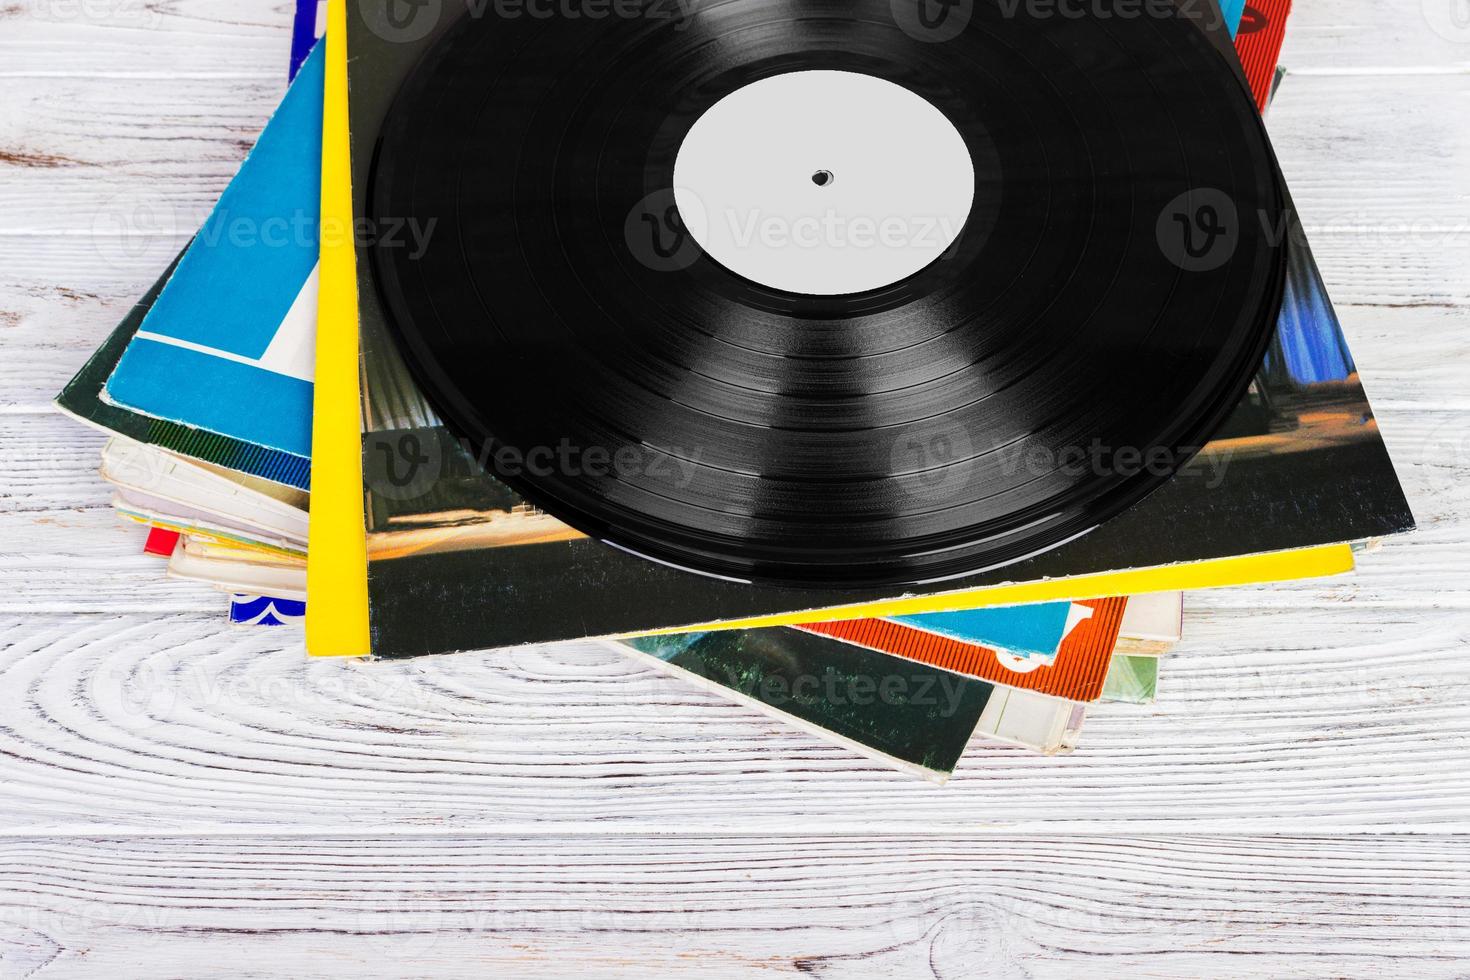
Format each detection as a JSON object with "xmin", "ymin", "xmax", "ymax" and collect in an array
[{"xmin": 623, "ymin": 628, "xmax": 995, "ymax": 778}]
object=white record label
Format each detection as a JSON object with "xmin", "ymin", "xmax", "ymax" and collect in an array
[{"xmin": 673, "ymin": 70, "xmax": 976, "ymax": 296}]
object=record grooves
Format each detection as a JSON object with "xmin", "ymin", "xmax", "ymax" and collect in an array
[{"xmin": 367, "ymin": 0, "xmax": 1289, "ymax": 587}]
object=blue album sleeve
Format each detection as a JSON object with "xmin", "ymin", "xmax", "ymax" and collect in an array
[
  {"xmin": 104, "ymin": 42, "xmax": 325, "ymax": 462},
  {"xmin": 1223, "ymin": 0, "xmax": 1247, "ymax": 35}
]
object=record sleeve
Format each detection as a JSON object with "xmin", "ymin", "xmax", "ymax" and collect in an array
[
  {"xmin": 620, "ymin": 630, "xmax": 1003, "ymax": 779},
  {"xmin": 103, "ymin": 41, "xmax": 324, "ymax": 476},
  {"xmin": 799, "ymin": 598, "xmax": 1130, "ymax": 703},
  {"xmin": 55, "ymin": 3, "xmax": 326, "ymax": 491},
  {"xmin": 367, "ymin": 0, "xmax": 1287, "ymax": 586},
  {"xmin": 310, "ymin": 0, "xmax": 1407, "ymax": 658}
]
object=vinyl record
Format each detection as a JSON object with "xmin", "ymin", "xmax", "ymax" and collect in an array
[{"xmin": 366, "ymin": 0, "xmax": 1288, "ymax": 587}]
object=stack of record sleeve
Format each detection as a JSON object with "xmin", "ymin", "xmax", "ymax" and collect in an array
[{"xmin": 54, "ymin": 0, "xmax": 1416, "ymax": 780}]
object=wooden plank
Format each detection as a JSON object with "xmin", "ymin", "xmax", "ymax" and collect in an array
[
  {"xmin": 1, "ymin": 72, "xmax": 1464, "ymax": 237},
  {"xmin": 1281, "ymin": 0, "xmax": 1470, "ymax": 72},
  {"xmin": 1, "ymin": 0, "xmax": 1467, "ymax": 75},
  {"xmin": 0, "ymin": 601, "xmax": 1467, "ymax": 834},
  {"xmin": 0, "ymin": 0, "xmax": 295, "ymax": 77},
  {"xmin": 2, "ymin": 835, "xmax": 1469, "ymax": 976},
  {"xmin": 0, "ymin": 1, "xmax": 1465, "ymax": 968}
]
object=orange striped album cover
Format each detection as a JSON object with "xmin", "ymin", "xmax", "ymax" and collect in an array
[
  {"xmin": 797, "ymin": 598, "xmax": 1129, "ymax": 704},
  {"xmin": 1236, "ymin": 0, "xmax": 1293, "ymax": 111}
]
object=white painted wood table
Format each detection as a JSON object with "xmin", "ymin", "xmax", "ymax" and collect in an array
[{"xmin": 3, "ymin": 1, "xmax": 1469, "ymax": 975}]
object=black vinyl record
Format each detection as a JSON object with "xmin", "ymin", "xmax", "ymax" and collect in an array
[{"xmin": 366, "ymin": 0, "xmax": 1289, "ymax": 587}]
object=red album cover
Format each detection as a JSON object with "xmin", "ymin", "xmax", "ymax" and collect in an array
[{"xmin": 1237, "ymin": 0, "xmax": 1293, "ymax": 111}]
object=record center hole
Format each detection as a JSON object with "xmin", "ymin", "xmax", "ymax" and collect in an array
[{"xmin": 811, "ymin": 170, "xmax": 834, "ymax": 187}]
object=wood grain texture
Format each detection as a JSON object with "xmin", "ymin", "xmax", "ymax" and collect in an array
[
  {"xmin": 2, "ymin": 602, "xmax": 1469, "ymax": 834},
  {"xmin": 2, "ymin": 836, "xmax": 1469, "ymax": 977},
  {"xmin": 2, "ymin": 0, "xmax": 1469, "ymax": 973}
]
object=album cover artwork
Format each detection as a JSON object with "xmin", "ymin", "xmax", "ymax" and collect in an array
[
  {"xmin": 1235, "ymin": 0, "xmax": 1293, "ymax": 111},
  {"xmin": 56, "ymin": 16, "xmax": 326, "ymax": 491},
  {"xmin": 622, "ymin": 629, "xmax": 993, "ymax": 777},
  {"xmin": 102, "ymin": 42, "xmax": 324, "ymax": 477},
  {"xmin": 798, "ymin": 598, "xmax": 1130, "ymax": 703},
  {"xmin": 55, "ymin": 252, "xmax": 309, "ymax": 490},
  {"xmin": 330, "ymin": 0, "xmax": 1409, "ymax": 659},
  {"xmin": 890, "ymin": 602, "xmax": 1076, "ymax": 658},
  {"xmin": 622, "ymin": 627, "xmax": 1084, "ymax": 776},
  {"xmin": 54, "ymin": 0, "xmax": 324, "ymax": 626},
  {"xmin": 231, "ymin": 594, "xmax": 309, "ymax": 627}
]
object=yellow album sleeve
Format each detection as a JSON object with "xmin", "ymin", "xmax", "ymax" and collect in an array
[
  {"xmin": 628, "ymin": 544, "xmax": 1355, "ymax": 638},
  {"xmin": 306, "ymin": 0, "xmax": 371, "ymax": 658}
]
